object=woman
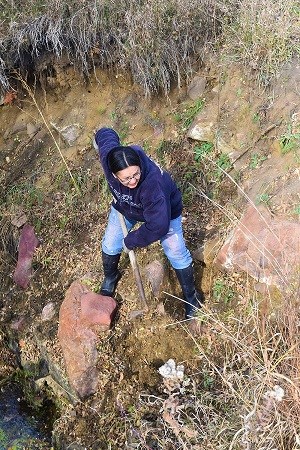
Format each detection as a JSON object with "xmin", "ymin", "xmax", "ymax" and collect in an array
[{"xmin": 93, "ymin": 127, "xmax": 204, "ymax": 321}]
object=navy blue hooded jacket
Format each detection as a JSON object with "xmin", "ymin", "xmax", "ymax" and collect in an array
[{"xmin": 95, "ymin": 127, "xmax": 183, "ymax": 250}]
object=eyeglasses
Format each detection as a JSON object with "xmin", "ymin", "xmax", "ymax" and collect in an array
[{"xmin": 116, "ymin": 170, "xmax": 141, "ymax": 185}]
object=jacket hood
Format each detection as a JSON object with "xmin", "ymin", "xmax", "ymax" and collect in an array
[
  {"xmin": 107, "ymin": 145, "xmax": 151, "ymax": 185},
  {"xmin": 94, "ymin": 127, "xmax": 151, "ymax": 183}
]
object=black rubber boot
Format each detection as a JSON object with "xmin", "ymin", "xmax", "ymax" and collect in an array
[
  {"xmin": 100, "ymin": 251, "xmax": 122, "ymax": 297},
  {"xmin": 174, "ymin": 264, "xmax": 204, "ymax": 319}
]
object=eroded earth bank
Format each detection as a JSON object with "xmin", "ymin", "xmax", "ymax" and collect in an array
[{"xmin": 1, "ymin": 56, "xmax": 300, "ymax": 449}]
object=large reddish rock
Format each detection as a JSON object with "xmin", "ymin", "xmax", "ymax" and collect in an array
[
  {"xmin": 58, "ymin": 281, "xmax": 117, "ymax": 399},
  {"xmin": 216, "ymin": 205, "xmax": 300, "ymax": 290},
  {"xmin": 13, "ymin": 223, "xmax": 40, "ymax": 289}
]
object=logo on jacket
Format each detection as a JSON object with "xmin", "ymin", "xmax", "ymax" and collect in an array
[{"xmin": 111, "ymin": 186, "xmax": 142, "ymax": 209}]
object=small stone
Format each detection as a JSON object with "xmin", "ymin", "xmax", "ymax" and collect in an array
[
  {"xmin": 193, "ymin": 237, "xmax": 220, "ymax": 265},
  {"xmin": 51, "ymin": 122, "xmax": 81, "ymax": 146},
  {"xmin": 211, "ymin": 84, "xmax": 220, "ymax": 94},
  {"xmin": 41, "ymin": 302, "xmax": 56, "ymax": 321},
  {"xmin": 35, "ymin": 375, "xmax": 67, "ymax": 399},
  {"xmin": 26, "ymin": 122, "xmax": 39, "ymax": 137},
  {"xmin": 60, "ymin": 124, "xmax": 81, "ymax": 145},
  {"xmin": 156, "ymin": 301, "xmax": 166, "ymax": 315},
  {"xmin": 11, "ymin": 209, "xmax": 27, "ymax": 228},
  {"xmin": 187, "ymin": 76, "xmax": 206, "ymax": 100},
  {"xmin": 144, "ymin": 260, "xmax": 165, "ymax": 297},
  {"xmin": 187, "ymin": 121, "xmax": 214, "ymax": 142},
  {"xmin": 10, "ymin": 112, "xmax": 28, "ymax": 135},
  {"xmin": 10, "ymin": 317, "xmax": 26, "ymax": 331}
]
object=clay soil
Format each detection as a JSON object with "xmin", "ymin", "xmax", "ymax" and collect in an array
[
  {"xmin": 0, "ymin": 66, "xmax": 225, "ymax": 449},
  {"xmin": 1, "ymin": 59, "xmax": 298, "ymax": 448}
]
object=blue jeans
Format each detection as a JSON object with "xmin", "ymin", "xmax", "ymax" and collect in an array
[{"xmin": 102, "ymin": 206, "xmax": 192, "ymax": 270}]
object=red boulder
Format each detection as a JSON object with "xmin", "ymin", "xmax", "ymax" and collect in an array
[
  {"xmin": 58, "ymin": 281, "xmax": 117, "ymax": 399},
  {"xmin": 13, "ymin": 224, "xmax": 40, "ymax": 289},
  {"xmin": 216, "ymin": 205, "xmax": 300, "ymax": 290}
]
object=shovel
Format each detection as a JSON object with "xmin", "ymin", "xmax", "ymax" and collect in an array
[{"xmin": 118, "ymin": 212, "xmax": 149, "ymax": 318}]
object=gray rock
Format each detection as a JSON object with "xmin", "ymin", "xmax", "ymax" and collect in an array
[
  {"xmin": 60, "ymin": 124, "xmax": 81, "ymax": 145},
  {"xmin": 35, "ymin": 375, "xmax": 68, "ymax": 400},
  {"xmin": 41, "ymin": 302, "xmax": 56, "ymax": 321},
  {"xmin": 187, "ymin": 76, "xmax": 206, "ymax": 100},
  {"xmin": 26, "ymin": 122, "xmax": 39, "ymax": 137},
  {"xmin": 51, "ymin": 122, "xmax": 81, "ymax": 146},
  {"xmin": 144, "ymin": 260, "xmax": 165, "ymax": 297},
  {"xmin": 186, "ymin": 101, "xmax": 219, "ymax": 142},
  {"xmin": 11, "ymin": 208, "xmax": 28, "ymax": 228},
  {"xmin": 4, "ymin": 112, "xmax": 28, "ymax": 139},
  {"xmin": 187, "ymin": 121, "xmax": 214, "ymax": 142}
]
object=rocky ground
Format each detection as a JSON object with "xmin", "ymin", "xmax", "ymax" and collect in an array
[{"xmin": 0, "ymin": 55, "xmax": 300, "ymax": 449}]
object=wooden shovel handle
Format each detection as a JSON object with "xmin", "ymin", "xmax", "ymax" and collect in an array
[{"xmin": 118, "ymin": 212, "xmax": 148, "ymax": 311}]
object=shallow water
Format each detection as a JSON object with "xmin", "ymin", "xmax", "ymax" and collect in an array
[{"xmin": 0, "ymin": 383, "xmax": 51, "ymax": 449}]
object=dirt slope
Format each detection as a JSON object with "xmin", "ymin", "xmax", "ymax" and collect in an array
[{"xmin": 1, "ymin": 58, "xmax": 300, "ymax": 448}]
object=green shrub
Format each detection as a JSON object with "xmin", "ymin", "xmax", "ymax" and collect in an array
[
  {"xmin": 180, "ymin": 99, "xmax": 205, "ymax": 129},
  {"xmin": 214, "ymin": 153, "xmax": 232, "ymax": 179},
  {"xmin": 280, "ymin": 124, "xmax": 300, "ymax": 154},
  {"xmin": 0, "ymin": 428, "xmax": 8, "ymax": 447},
  {"xmin": 194, "ymin": 142, "xmax": 214, "ymax": 161}
]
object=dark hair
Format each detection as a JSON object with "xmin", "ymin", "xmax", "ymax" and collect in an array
[{"xmin": 108, "ymin": 146, "xmax": 141, "ymax": 174}]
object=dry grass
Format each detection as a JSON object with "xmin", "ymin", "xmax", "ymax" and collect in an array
[
  {"xmin": 202, "ymin": 293, "xmax": 300, "ymax": 450},
  {"xmin": 221, "ymin": 0, "xmax": 300, "ymax": 85},
  {"xmin": 0, "ymin": 0, "xmax": 226, "ymax": 96},
  {"xmin": 2, "ymin": 0, "xmax": 299, "ymax": 96},
  {"xmin": 120, "ymin": 289, "xmax": 300, "ymax": 449}
]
